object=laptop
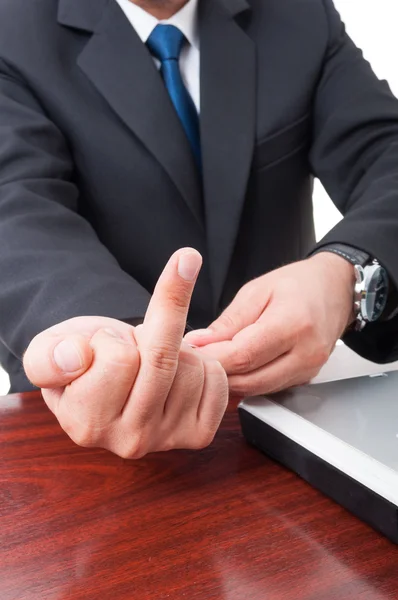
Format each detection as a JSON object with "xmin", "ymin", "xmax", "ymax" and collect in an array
[{"xmin": 239, "ymin": 359, "xmax": 398, "ymax": 543}]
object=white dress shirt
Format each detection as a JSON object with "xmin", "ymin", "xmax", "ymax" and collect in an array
[{"xmin": 114, "ymin": 0, "xmax": 200, "ymax": 112}]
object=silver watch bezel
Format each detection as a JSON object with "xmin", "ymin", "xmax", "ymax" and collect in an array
[{"xmin": 353, "ymin": 261, "xmax": 388, "ymax": 331}]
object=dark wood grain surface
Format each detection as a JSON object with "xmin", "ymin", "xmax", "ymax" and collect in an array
[{"xmin": 1, "ymin": 391, "xmax": 398, "ymax": 600}]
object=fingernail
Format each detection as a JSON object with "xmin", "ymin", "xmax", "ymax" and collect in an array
[
  {"xmin": 53, "ymin": 340, "xmax": 83, "ymax": 373},
  {"xmin": 178, "ymin": 251, "xmax": 202, "ymax": 282},
  {"xmin": 185, "ymin": 329, "xmax": 212, "ymax": 338}
]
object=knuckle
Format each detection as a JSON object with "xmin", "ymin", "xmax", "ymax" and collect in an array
[
  {"xmin": 239, "ymin": 281, "xmax": 253, "ymax": 295},
  {"xmin": 109, "ymin": 341, "xmax": 140, "ymax": 368},
  {"xmin": 178, "ymin": 346, "xmax": 203, "ymax": 369},
  {"xmin": 309, "ymin": 366, "xmax": 322, "ymax": 380},
  {"xmin": 230, "ymin": 348, "xmax": 254, "ymax": 374},
  {"xmin": 230, "ymin": 380, "xmax": 251, "ymax": 396},
  {"xmin": 216, "ymin": 312, "xmax": 237, "ymax": 331},
  {"xmin": 68, "ymin": 424, "xmax": 98, "ymax": 448},
  {"xmin": 164, "ymin": 286, "xmax": 190, "ymax": 311},
  {"xmin": 175, "ymin": 362, "xmax": 205, "ymax": 391},
  {"xmin": 299, "ymin": 368, "xmax": 322, "ymax": 385},
  {"xmin": 309, "ymin": 345, "xmax": 330, "ymax": 369},
  {"xmin": 298, "ymin": 315, "xmax": 316, "ymax": 338},
  {"xmin": 230, "ymin": 375, "xmax": 260, "ymax": 397},
  {"xmin": 206, "ymin": 358, "xmax": 226, "ymax": 377},
  {"xmin": 237, "ymin": 280, "xmax": 258, "ymax": 303},
  {"xmin": 118, "ymin": 434, "xmax": 147, "ymax": 460},
  {"xmin": 190, "ymin": 430, "xmax": 215, "ymax": 450},
  {"xmin": 159, "ymin": 437, "xmax": 176, "ymax": 453},
  {"xmin": 146, "ymin": 345, "xmax": 178, "ymax": 374}
]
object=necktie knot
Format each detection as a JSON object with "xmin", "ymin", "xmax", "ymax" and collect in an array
[{"xmin": 146, "ymin": 24, "xmax": 185, "ymax": 63}]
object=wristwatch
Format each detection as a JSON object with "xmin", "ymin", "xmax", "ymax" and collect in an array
[{"xmin": 315, "ymin": 243, "xmax": 390, "ymax": 331}]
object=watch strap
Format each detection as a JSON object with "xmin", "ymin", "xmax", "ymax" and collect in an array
[{"xmin": 313, "ymin": 243, "xmax": 370, "ymax": 267}]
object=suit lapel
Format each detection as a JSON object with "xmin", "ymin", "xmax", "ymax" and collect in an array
[
  {"xmin": 200, "ymin": 0, "xmax": 256, "ymax": 306},
  {"xmin": 58, "ymin": 0, "xmax": 203, "ymax": 226},
  {"xmin": 58, "ymin": 0, "xmax": 256, "ymax": 304}
]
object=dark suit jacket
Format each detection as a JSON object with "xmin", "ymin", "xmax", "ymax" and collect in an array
[{"xmin": 1, "ymin": 0, "xmax": 398, "ymax": 392}]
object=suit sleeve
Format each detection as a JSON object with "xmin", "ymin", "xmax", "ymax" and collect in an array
[
  {"xmin": 309, "ymin": 0, "xmax": 398, "ymax": 363},
  {"xmin": 0, "ymin": 60, "xmax": 150, "ymax": 363}
]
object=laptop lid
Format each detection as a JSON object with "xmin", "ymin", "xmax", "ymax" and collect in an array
[{"xmin": 240, "ymin": 370, "xmax": 398, "ymax": 506}]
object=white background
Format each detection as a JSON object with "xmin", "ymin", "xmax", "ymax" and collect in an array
[
  {"xmin": 1, "ymin": 0, "xmax": 397, "ymax": 395},
  {"xmin": 313, "ymin": 0, "xmax": 398, "ymax": 239}
]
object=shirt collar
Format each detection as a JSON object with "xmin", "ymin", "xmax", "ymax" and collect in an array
[{"xmin": 115, "ymin": 0, "xmax": 199, "ymax": 49}]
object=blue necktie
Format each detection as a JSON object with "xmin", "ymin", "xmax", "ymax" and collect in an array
[{"xmin": 147, "ymin": 24, "xmax": 201, "ymax": 169}]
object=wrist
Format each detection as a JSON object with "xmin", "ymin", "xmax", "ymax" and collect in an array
[
  {"xmin": 309, "ymin": 249, "xmax": 356, "ymax": 283},
  {"xmin": 309, "ymin": 244, "xmax": 392, "ymax": 331},
  {"xmin": 308, "ymin": 251, "xmax": 356, "ymax": 328}
]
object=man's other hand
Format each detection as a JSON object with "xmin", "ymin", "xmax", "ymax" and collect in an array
[
  {"xmin": 185, "ymin": 253, "xmax": 355, "ymax": 396},
  {"xmin": 24, "ymin": 249, "xmax": 228, "ymax": 458}
]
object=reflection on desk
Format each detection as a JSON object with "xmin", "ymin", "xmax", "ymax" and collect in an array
[{"xmin": 0, "ymin": 381, "xmax": 398, "ymax": 599}]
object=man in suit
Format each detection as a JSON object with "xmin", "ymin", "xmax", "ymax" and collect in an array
[{"xmin": 1, "ymin": 0, "xmax": 398, "ymax": 457}]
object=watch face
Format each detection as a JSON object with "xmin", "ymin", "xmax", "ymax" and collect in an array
[{"xmin": 362, "ymin": 266, "xmax": 389, "ymax": 322}]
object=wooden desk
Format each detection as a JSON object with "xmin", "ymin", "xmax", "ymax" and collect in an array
[{"xmin": 1, "ymin": 349, "xmax": 398, "ymax": 599}]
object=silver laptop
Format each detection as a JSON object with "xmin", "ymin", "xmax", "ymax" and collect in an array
[{"xmin": 239, "ymin": 358, "xmax": 398, "ymax": 543}]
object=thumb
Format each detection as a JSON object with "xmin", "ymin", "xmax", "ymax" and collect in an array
[
  {"xmin": 24, "ymin": 332, "xmax": 93, "ymax": 389},
  {"xmin": 185, "ymin": 290, "xmax": 262, "ymax": 346}
]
